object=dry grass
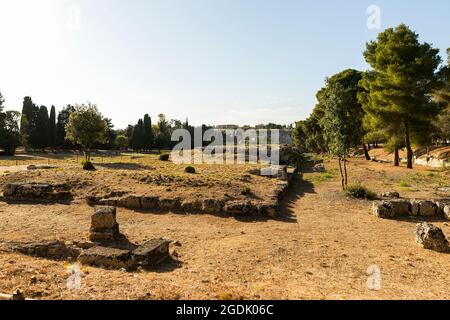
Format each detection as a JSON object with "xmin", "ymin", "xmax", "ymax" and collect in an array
[{"xmin": 0, "ymin": 155, "xmax": 449, "ymax": 300}]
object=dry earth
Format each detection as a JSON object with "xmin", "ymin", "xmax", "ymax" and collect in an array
[{"xmin": 0, "ymin": 153, "xmax": 449, "ymax": 300}]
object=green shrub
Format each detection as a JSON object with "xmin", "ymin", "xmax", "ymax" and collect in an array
[
  {"xmin": 82, "ymin": 161, "xmax": 96, "ymax": 171},
  {"xmin": 185, "ymin": 166, "xmax": 196, "ymax": 174},
  {"xmin": 344, "ymin": 185, "xmax": 377, "ymax": 200},
  {"xmin": 399, "ymin": 181, "xmax": 410, "ymax": 187},
  {"xmin": 159, "ymin": 153, "xmax": 170, "ymax": 161},
  {"xmin": 241, "ymin": 187, "xmax": 252, "ymax": 196},
  {"xmin": 317, "ymin": 172, "xmax": 333, "ymax": 181}
]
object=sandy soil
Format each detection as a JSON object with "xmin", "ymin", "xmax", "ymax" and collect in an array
[{"xmin": 0, "ymin": 158, "xmax": 449, "ymax": 300}]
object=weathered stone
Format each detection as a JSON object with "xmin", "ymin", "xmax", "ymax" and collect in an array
[
  {"xmin": 131, "ymin": 239, "xmax": 170, "ymax": 267},
  {"xmin": 98, "ymin": 198, "xmax": 119, "ymax": 207},
  {"xmin": 247, "ymin": 168, "xmax": 261, "ymax": 176},
  {"xmin": 381, "ymin": 192, "xmax": 400, "ymax": 198},
  {"xmin": 255, "ymin": 202, "xmax": 278, "ymax": 217},
  {"xmin": 435, "ymin": 201, "xmax": 448, "ymax": 216},
  {"xmin": 224, "ymin": 201, "xmax": 252, "ymax": 215},
  {"xmin": 6, "ymin": 241, "xmax": 70, "ymax": 259},
  {"xmin": 89, "ymin": 224, "xmax": 119, "ymax": 243},
  {"xmin": 390, "ymin": 199, "xmax": 411, "ymax": 216},
  {"xmin": 415, "ymin": 223, "xmax": 448, "ymax": 253},
  {"xmin": 91, "ymin": 206, "xmax": 117, "ymax": 229},
  {"xmin": 444, "ymin": 205, "xmax": 450, "ymax": 221},
  {"xmin": 418, "ymin": 200, "xmax": 437, "ymax": 217},
  {"xmin": 3, "ymin": 183, "xmax": 71, "ymax": 202},
  {"xmin": 372, "ymin": 201, "xmax": 395, "ymax": 219},
  {"xmin": 181, "ymin": 199, "xmax": 203, "ymax": 213},
  {"xmin": 202, "ymin": 198, "xmax": 224, "ymax": 214},
  {"xmin": 159, "ymin": 197, "xmax": 181, "ymax": 210},
  {"xmin": 410, "ymin": 200, "xmax": 420, "ymax": 216},
  {"xmin": 312, "ymin": 164, "xmax": 326, "ymax": 173},
  {"xmin": 78, "ymin": 246, "xmax": 132, "ymax": 270},
  {"xmin": 118, "ymin": 195, "xmax": 141, "ymax": 209},
  {"xmin": 141, "ymin": 196, "xmax": 160, "ymax": 209}
]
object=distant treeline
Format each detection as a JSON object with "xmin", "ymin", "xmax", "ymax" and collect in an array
[{"xmin": 0, "ymin": 93, "xmax": 292, "ymax": 155}]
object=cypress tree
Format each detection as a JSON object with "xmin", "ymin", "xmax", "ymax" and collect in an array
[
  {"xmin": 35, "ymin": 106, "xmax": 50, "ymax": 149},
  {"xmin": 49, "ymin": 105, "xmax": 57, "ymax": 148},
  {"xmin": 143, "ymin": 114, "xmax": 154, "ymax": 151}
]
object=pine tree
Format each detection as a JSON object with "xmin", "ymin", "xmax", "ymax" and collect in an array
[{"xmin": 361, "ymin": 24, "xmax": 442, "ymax": 169}]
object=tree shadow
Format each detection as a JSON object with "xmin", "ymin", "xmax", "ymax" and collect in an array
[{"xmin": 96, "ymin": 162, "xmax": 155, "ymax": 171}]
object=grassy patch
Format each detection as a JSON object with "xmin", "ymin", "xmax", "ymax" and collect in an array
[
  {"xmin": 399, "ymin": 181, "xmax": 411, "ymax": 188},
  {"xmin": 344, "ymin": 185, "xmax": 377, "ymax": 200}
]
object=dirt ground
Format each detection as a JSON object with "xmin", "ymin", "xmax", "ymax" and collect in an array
[{"xmin": 0, "ymin": 154, "xmax": 449, "ymax": 300}]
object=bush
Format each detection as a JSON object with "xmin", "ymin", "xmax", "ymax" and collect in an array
[
  {"xmin": 159, "ymin": 153, "xmax": 170, "ymax": 161},
  {"xmin": 344, "ymin": 185, "xmax": 377, "ymax": 200},
  {"xmin": 399, "ymin": 181, "xmax": 410, "ymax": 187},
  {"xmin": 241, "ymin": 187, "xmax": 252, "ymax": 196},
  {"xmin": 185, "ymin": 166, "xmax": 196, "ymax": 174},
  {"xmin": 82, "ymin": 161, "xmax": 96, "ymax": 171}
]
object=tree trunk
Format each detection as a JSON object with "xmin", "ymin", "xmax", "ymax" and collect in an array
[
  {"xmin": 404, "ymin": 121, "xmax": 413, "ymax": 169},
  {"xmin": 338, "ymin": 158, "xmax": 345, "ymax": 190},
  {"xmin": 394, "ymin": 147, "xmax": 400, "ymax": 167},
  {"xmin": 363, "ymin": 144, "xmax": 371, "ymax": 160},
  {"xmin": 343, "ymin": 157, "xmax": 348, "ymax": 187}
]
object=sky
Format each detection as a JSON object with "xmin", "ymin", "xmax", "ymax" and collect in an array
[{"xmin": 0, "ymin": 0, "xmax": 448, "ymax": 129}]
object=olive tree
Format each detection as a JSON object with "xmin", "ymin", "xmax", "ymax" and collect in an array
[{"xmin": 65, "ymin": 103, "xmax": 107, "ymax": 169}]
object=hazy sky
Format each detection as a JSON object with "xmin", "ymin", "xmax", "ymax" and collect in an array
[{"xmin": 0, "ymin": 0, "xmax": 448, "ymax": 129}]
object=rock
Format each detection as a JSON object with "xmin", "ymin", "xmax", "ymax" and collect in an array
[
  {"xmin": 372, "ymin": 201, "xmax": 395, "ymax": 219},
  {"xmin": 415, "ymin": 223, "xmax": 449, "ymax": 253},
  {"xmin": 444, "ymin": 206, "xmax": 450, "ymax": 221},
  {"xmin": 435, "ymin": 201, "xmax": 448, "ymax": 215},
  {"xmin": 312, "ymin": 164, "xmax": 326, "ymax": 173},
  {"xmin": 255, "ymin": 202, "xmax": 278, "ymax": 217},
  {"xmin": 90, "ymin": 206, "xmax": 120, "ymax": 243},
  {"xmin": 410, "ymin": 200, "xmax": 420, "ymax": 216},
  {"xmin": 181, "ymin": 200, "xmax": 203, "ymax": 213},
  {"xmin": 418, "ymin": 200, "xmax": 437, "ymax": 217},
  {"xmin": 141, "ymin": 196, "xmax": 160, "ymax": 209},
  {"xmin": 202, "ymin": 198, "xmax": 224, "ymax": 214},
  {"xmin": 131, "ymin": 239, "xmax": 171, "ymax": 268},
  {"xmin": 98, "ymin": 198, "xmax": 119, "ymax": 207},
  {"xmin": 89, "ymin": 225, "xmax": 119, "ymax": 243},
  {"xmin": 78, "ymin": 246, "xmax": 132, "ymax": 270},
  {"xmin": 3, "ymin": 183, "xmax": 71, "ymax": 202},
  {"xmin": 159, "ymin": 197, "xmax": 181, "ymax": 210},
  {"xmin": 91, "ymin": 206, "xmax": 117, "ymax": 229},
  {"xmin": 118, "ymin": 195, "xmax": 141, "ymax": 209},
  {"xmin": 224, "ymin": 201, "xmax": 252, "ymax": 215},
  {"xmin": 381, "ymin": 192, "xmax": 400, "ymax": 198},
  {"xmin": 247, "ymin": 168, "xmax": 261, "ymax": 176},
  {"xmin": 7, "ymin": 241, "xmax": 70, "ymax": 259},
  {"xmin": 390, "ymin": 200, "xmax": 411, "ymax": 216}
]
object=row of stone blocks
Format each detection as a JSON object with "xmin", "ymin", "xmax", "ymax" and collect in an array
[
  {"xmin": 86, "ymin": 181, "xmax": 290, "ymax": 218},
  {"xmin": 3, "ymin": 183, "xmax": 72, "ymax": 202},
  {"xmin": 373, "ymin": 199, "xmax": 450, "ymax": 219}
]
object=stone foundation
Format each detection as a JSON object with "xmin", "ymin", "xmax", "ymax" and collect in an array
[{"xmin": 2, "ymin": 183, "xmax": 72, "ymax": 202}]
